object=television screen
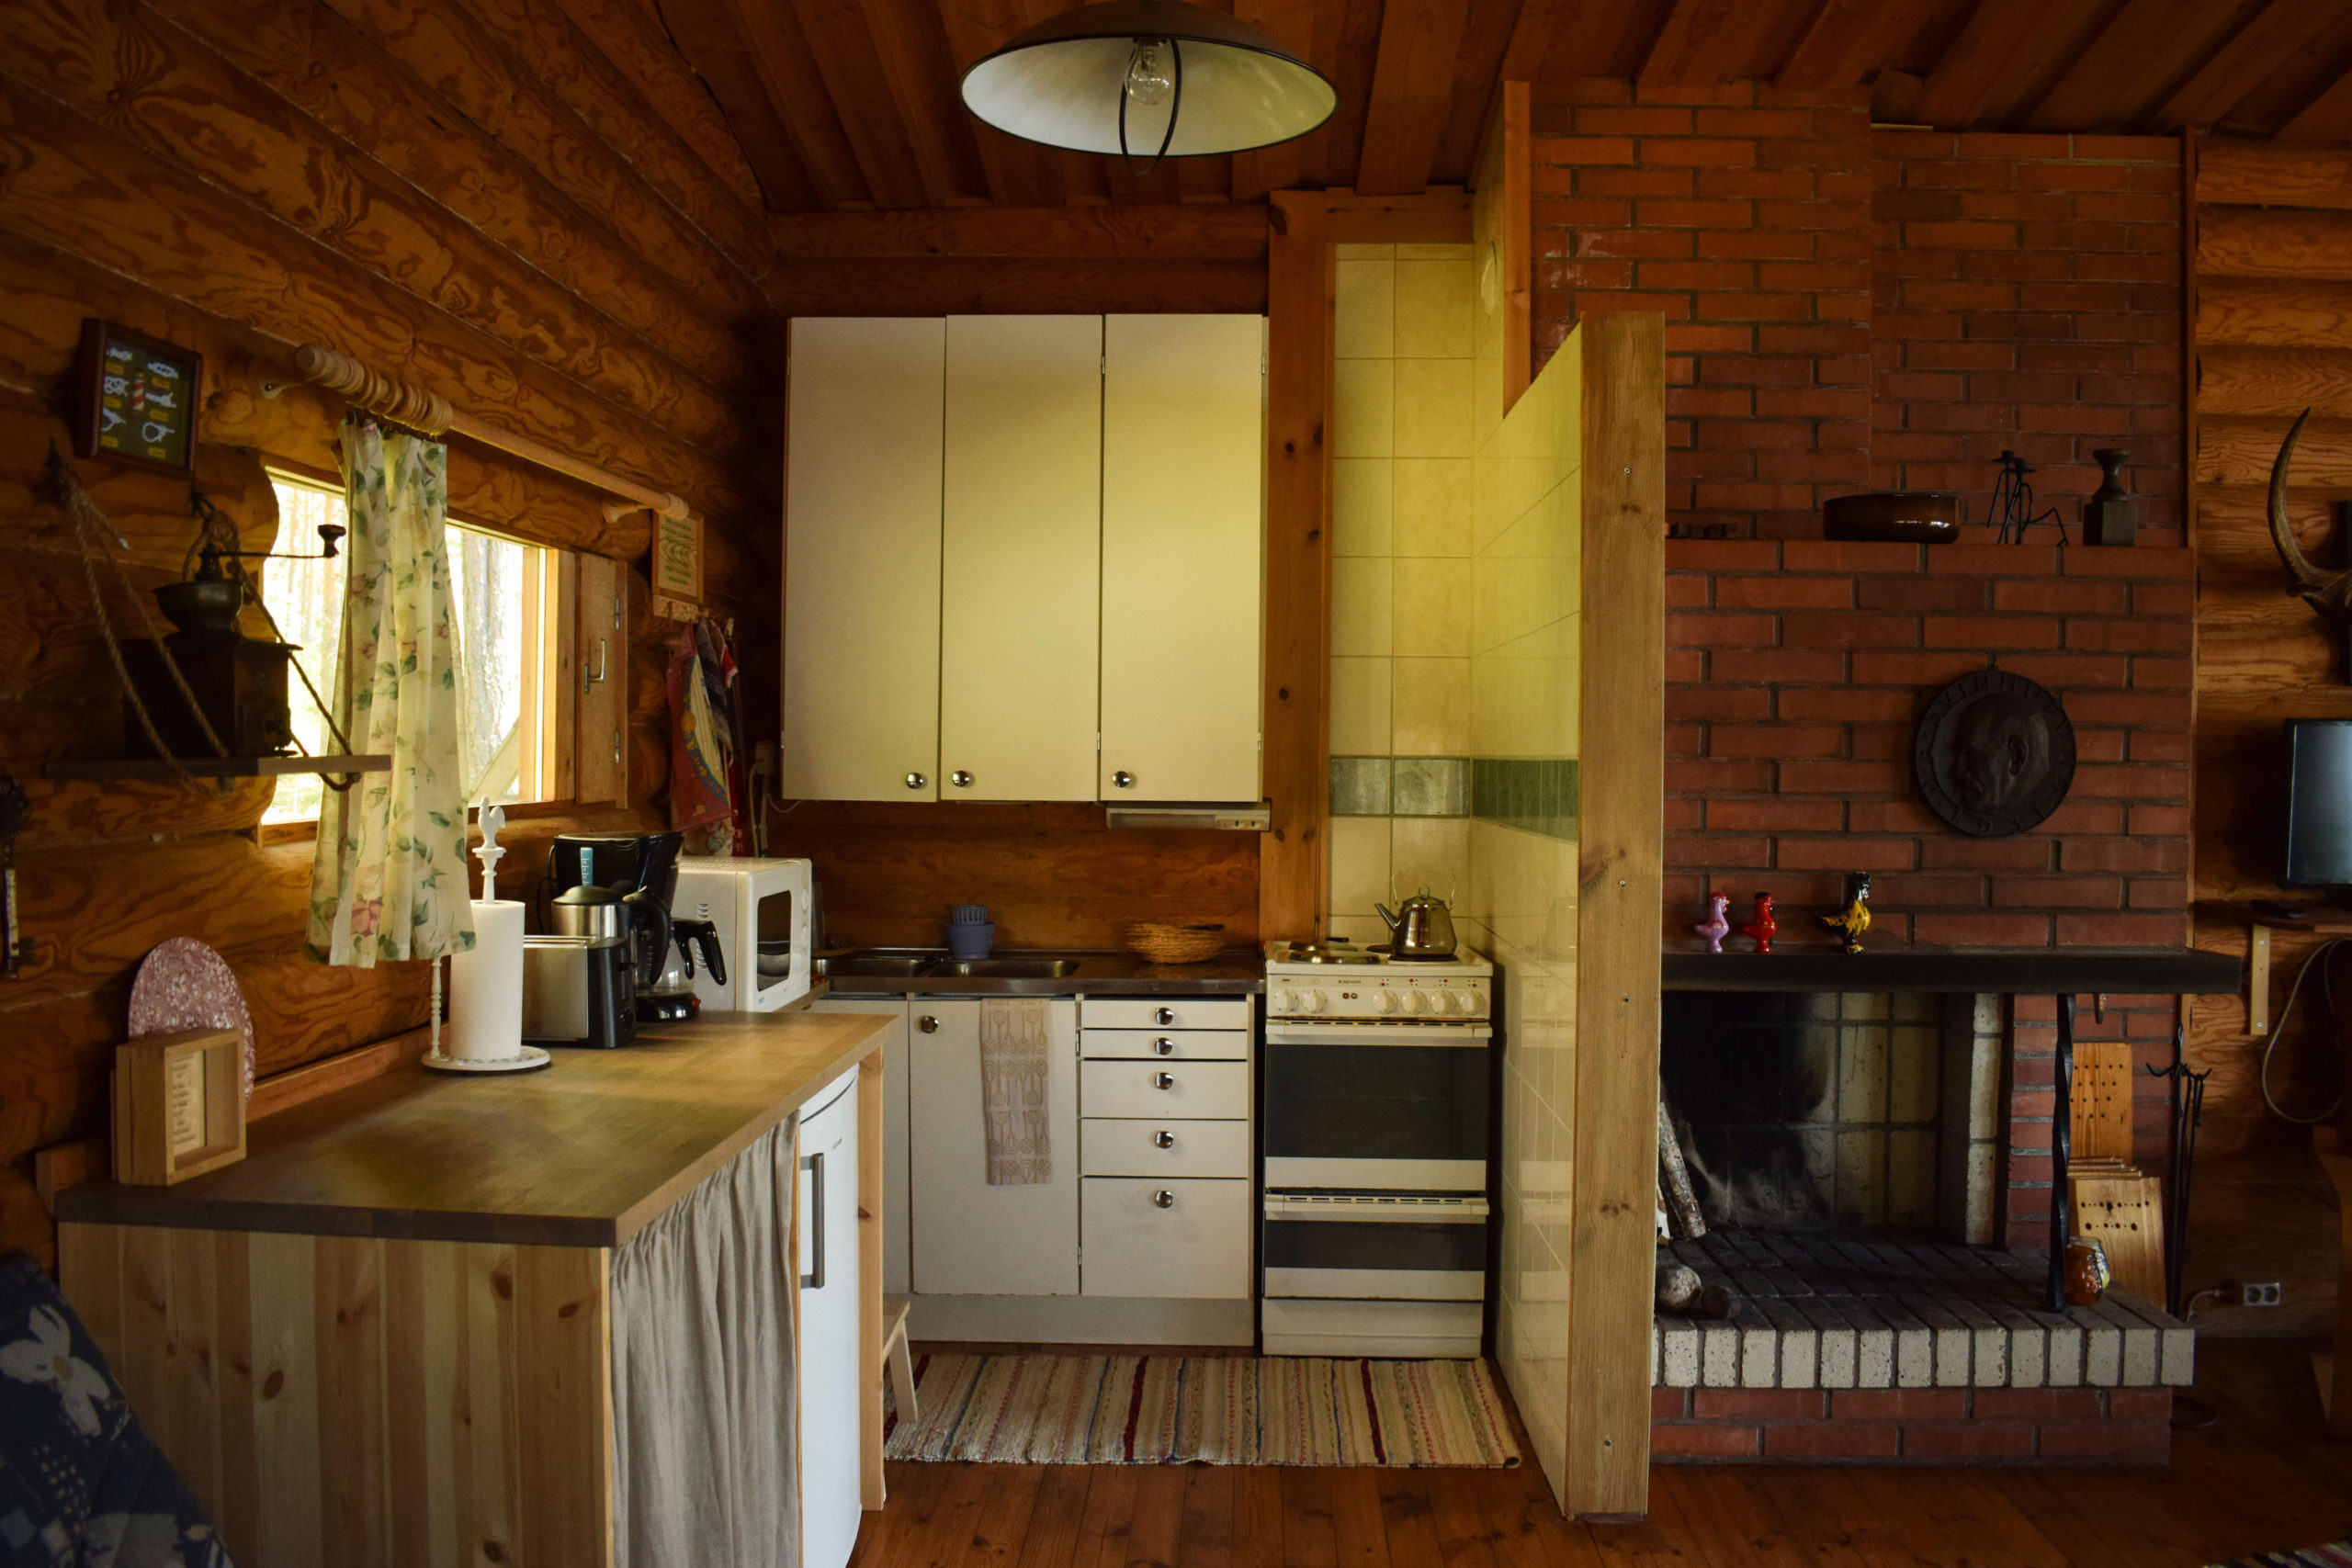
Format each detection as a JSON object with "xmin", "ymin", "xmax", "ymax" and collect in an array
[{"xmin": 2284, "ymin": 719, "xmax": 2352, "ymax": 887}]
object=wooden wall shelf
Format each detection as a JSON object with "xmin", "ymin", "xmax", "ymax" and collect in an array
[{"xmin": 44, "ymin": 754, "xmax": 390, "ymax": 784}]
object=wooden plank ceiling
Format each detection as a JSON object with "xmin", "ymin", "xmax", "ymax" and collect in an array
[{"xmin": 624, "ymin": 0, "xmax": 2352, "ymax": 213}]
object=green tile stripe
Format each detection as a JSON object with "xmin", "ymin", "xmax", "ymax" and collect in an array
[{"xmin": 1471, "ymin": 757, "xmax": 1578, "ymax": 841}]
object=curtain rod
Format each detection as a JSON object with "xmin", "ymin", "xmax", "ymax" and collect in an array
[{"xmin": 291, "ymin": 344, "xmax": 692, "ymax": 525}]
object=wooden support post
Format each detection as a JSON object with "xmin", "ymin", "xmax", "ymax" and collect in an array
[
  {"xmin": 2047, "ymin": 994, "xmax": 2076, "ymax": 1314},
  {"xmin": 1566, "ymin": 311, "xmax": 1666, "ymax": 1521}
]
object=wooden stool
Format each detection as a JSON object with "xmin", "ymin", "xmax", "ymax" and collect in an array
[{"xmin": 880, "ymin": 1294, "xmax": 917, "ymax": 1423}]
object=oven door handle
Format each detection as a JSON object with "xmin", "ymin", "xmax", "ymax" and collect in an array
[{"xmin": 1262, "ymin": 1023, "xmax": 1491, "ymax": 1045}]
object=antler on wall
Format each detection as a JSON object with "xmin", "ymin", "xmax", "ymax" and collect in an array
[{"xmin": 2267, "ymin": 407, "xmax": 2352, "ymax": 682}]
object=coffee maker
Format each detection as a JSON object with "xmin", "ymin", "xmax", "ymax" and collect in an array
[{"xmin": 528, "ymin": 832, "xmax": 683, "ymax": 1042}]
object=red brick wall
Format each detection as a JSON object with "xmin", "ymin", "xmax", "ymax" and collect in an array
[
  {"xmin": 1872, "ymin": 131, "xmax": 2185, "ymax": 548},
  {"xmin": 1664, "ymin": 539, "xmax": 2195, "ymax": 947},
  {"xmin": 1532, "ymin": 82, "xmax": 1873, "ymax": 538},
  {"xmin": 1650, "ymin": 1385, "xmax": 2172, "ymax": 1462}
]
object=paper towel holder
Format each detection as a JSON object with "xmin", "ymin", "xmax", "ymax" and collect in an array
[{"xmin": 423, "ymin": 798, "xmax": 553, "ymax": 1076}]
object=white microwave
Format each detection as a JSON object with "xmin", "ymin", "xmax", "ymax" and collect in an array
[{"xmin": 673, "ymin": 857, "xmax": 813, "ymax": 1012}]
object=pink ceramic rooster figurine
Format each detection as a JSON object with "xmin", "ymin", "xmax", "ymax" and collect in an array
[
  {"xmin": 1738, "ymin": 892, "xmax": 1777, "ymax": 954},
  {"xmin": 1692, "ymin": 894, "xmax": 1730, "ymax": 953}
]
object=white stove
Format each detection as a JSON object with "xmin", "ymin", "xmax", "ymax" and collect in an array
[
  {"xmin": 1259, "ymin": 940, "xmax": 1495, "ymax": 1359},
  {"xmin": 1261, "ymin": 940, "xmax": 1493, "ymax": 1022}
]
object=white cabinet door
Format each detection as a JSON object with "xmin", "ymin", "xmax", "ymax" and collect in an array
[
  {"xmin": 1100, "ymin": 315, "xmax": 1265, "ymax": 803},
  {"xmin": 1081, "ymin": 1178, "xmax": 1252, "ymax": 1299},
  {"xmin": 784, "ymin": 318, "xmax": 944, "ymax": 801},
  {"xmin": 910, "ymin": 998, "xmax": 1080, "ymax": 1294},
  {"xmin": 940, "ymin": 315, "xmax": 1102, "ymax": 802},
  {"xmin": 812, "ymin": 996, "xmax": 910, "ymax": 1294},
  {"xmin": 798, "ymin": 1067, "xmax": 864, "ymax": 1568}
]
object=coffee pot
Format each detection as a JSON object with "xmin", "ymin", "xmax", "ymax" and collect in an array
[{"xmin": 1375, "ymin": 892, "xmax": 1458, "ymax": 959}]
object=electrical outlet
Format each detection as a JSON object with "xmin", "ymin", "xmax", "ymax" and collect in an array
[{"xmin": 2241, "ymin": 1281, "xmax": 2283, "ymax": 1307}]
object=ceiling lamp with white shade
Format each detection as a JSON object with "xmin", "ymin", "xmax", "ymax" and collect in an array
[{"xmin": 959, "ymin": 0, "xmax": 1336, "ymax": 164}]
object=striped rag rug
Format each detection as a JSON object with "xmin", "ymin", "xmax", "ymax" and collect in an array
[
  {"xmin": 883, "ymin": 1353, "xmax": 1520, "ymax": 1467},
  {"xmin": 2207, "ymin": 1546, "xmax": 2352, "ymax": 1568}
]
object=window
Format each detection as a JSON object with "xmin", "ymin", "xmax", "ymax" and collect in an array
[{"xmin": 262, "ymin": 473, "xmax": 566, "ymax": 825}]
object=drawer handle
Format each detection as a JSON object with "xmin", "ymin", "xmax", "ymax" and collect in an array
[
  {"xmin": 1154, "ymin": 1007, "xmax": 1175, "ymax": 1026},
  {"xmin": 1152, "ymin": 1037, "xmax": 1175, "ymax": 1055},
  {"xmin": 1153, "ymin": 1129, "xmax": 1175, "ymax": 1148},
  {"xmin": 1151, "ymin": 1071, "xmax": 1175, "ymax": 1090},
  {"xmin": 905, "ymin": 772, "xmax": 927, "ymax": 790},
  {"xmin": 918, "ymin": 1015, "xmax": 940, "ymax": 1033},
  {"xmin": 1151, "ymin": 1190, "xmax": 1175, "ymax": 1209}
]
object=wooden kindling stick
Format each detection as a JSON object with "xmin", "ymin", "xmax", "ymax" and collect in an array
[{"xmin": 291, "ymin": 344, "xmax": 694, "ymax": 525}]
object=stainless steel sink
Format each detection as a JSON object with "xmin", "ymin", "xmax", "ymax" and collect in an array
[
  {"xmin": 820, "ymin": 955, "xmax": 931, "ymax": 978},
  {"xmin": 922, "ymin": 958, "xmax": 1082, "ymax": 978}
]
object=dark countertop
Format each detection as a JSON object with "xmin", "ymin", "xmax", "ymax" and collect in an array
[
  {"xmin": 56, "ymin": 1010, "xmax": 890, "ymax": 1247},
  {"xmin": 1662, "ymin": 945, "xmax": 2241, "ymax": 995},
  {"xmin": 816, "ymin": 948, "xmax": 1265, "ymax": 996}
]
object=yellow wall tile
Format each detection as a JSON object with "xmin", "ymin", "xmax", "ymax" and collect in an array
[
  {"xmin": 1334, "ymin": 255, "xmax": 1396, "ymax": 359},
  {"xmin": 1393, "ymin": 657, "xmax": 1471, "ymax": 755},
  {"xmin": 1394, "ymin": 458, "xmax": 1473, "ymax": 558},
  {"xmin": 1333, "ymin": 357, "xmax": 1395, "ymax": 458},
  {"xmin": 1396, "ymin": 256, "xmax": 1476, "ymax": 359},
  {"xmin": 1329, "ymin": 656, "xmax": 1393, "ymax": 755},
  {"xmin": 1330, "ymin": 557, "xmax": 1394, "ymax": 657},
  {"xmin": 1329, "ymin": 815, "xmax": 1392, "ymax": 922},
  {"xmin": 1391, "ymin": 815, "xmax": 1471, "ymax": 905},
  {"xmin": 1395, "ymin": 357, "xmax": 1473, "ymax": 457},
  {"xmin": 1393, "ymin": 557, "xmax": 1472, "ymax": 657},
  {"xmin": 1332, "ymin": 457, "xmax": 1394, "ymax": 558}
]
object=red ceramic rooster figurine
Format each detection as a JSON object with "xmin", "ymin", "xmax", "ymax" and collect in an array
[{"xmin": 1737, "ymin": 891, "xmax": 1776, "ymax": 953}]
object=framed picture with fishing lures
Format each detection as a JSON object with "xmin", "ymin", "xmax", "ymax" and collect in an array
[{"xmin": 72, "ymin": 319, "xmax": 203, "ymax": 476}]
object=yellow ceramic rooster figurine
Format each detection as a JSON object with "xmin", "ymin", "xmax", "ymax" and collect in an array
[{"xmin": 1820, "ymin": 873, "xmax": 1871, "ymax": 954}]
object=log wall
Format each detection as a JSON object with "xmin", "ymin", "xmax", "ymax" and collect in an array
[
  {"xmin": 0, "ymin": 0, "xmax": 778, "ymax": 1266},
  {"xmin": 2189, "ymin": 136, "xmax": 2352, "ymax": 1339}
]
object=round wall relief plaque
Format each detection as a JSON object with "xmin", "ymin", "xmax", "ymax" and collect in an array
[{"xmin": 1913, "ymin": 670, "xmax": 2076, "ymax": 838}]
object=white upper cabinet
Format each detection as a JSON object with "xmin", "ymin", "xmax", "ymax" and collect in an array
[
  {"xmin": 941, "ymin": 316, "xmax": 1103, "ymax": 802},
  {"xmin": 783, "ymin": 318, "xmax": 944, "ymax": 801},
  {"xmin": 1100, "ymin": 315, "xmax": 1266, "ymax": 803}
]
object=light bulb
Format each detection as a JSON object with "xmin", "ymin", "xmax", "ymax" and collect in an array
[{"xmin": 1125, "ymin": 39, "xmax": 1172, "ymax": 108}]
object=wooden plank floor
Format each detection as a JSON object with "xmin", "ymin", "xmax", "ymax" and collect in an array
[{"xmin": 849, "ymin": 1340, "xmax": 2352, "ymax": 1567}]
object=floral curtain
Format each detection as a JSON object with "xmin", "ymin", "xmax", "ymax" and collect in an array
[{"xmin": 306, "ymin": 413, "xmax": 475, "ymax": 967}]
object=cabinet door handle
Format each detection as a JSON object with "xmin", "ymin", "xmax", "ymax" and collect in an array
[
  {"xmin": 918, "ymin": 1015, "xmax": 940, "ymax": 1033},
  {"xmin": 1153, "ymin": 1130, "xmax": 1175, "ymax": 1149},
  {"xmin": 1113, "ymin": 771, "xmax": 1135, "ymax": 789},
  {"xmin": 1152, "ymin": 1037, "xmax": 1175, "ymax": 1055},
  {"xmin": 1151, "ymin": 1190, "xmax": 1175, "ymax": 1209},
  {"xmin": 905, "ymin": 772, "xmax": 928, "ymax": 790},
  {"xmin": 950, "ymin": 770, "xmax": 973, "ymax": 788},
  {"xmin": 800, "ymin": 1151, "xmax": 825, "ymax": 1290},
  {"xmin": 1154, "ymin": 1007, "xmax": 1175, "ymax": 1026},
  {"xmin": 1152, "ymin": 1071, "xmax": 1175, "ymax": 1089}
]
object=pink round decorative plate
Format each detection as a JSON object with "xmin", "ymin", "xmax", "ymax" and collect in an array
[{"xmin": 128, "ymin": 938, "xmax": 255, "ymax": 1097}]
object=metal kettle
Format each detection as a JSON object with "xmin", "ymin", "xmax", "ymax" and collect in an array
[{"xmin": 1375, "ymin": 892, "xmax": 1457, "ymax": 958}]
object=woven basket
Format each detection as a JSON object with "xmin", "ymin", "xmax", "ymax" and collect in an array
[{"xmin": 1125, "ymin": 922, "xmax": 1226, "ymax": 964}]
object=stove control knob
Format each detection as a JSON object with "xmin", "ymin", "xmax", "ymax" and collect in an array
[
  {"xmin": 1405, "ymin": 988, "xmax": 1431, "ymax": 1015},
  {"xmin": 1464, "ymin": 989, "xmax": 1488, "ymax": 1017},
  {"xmin": 1377, "ymin": 989, "xmax": 1400, "ymax": 1015},
  {"xmin": 1435, "ymin": 989, "xmax": 1463, "ymax": 1014},
  {"xmin": 1305, "ymin": 988, "xmax": 1328, "ymax": 1013}
]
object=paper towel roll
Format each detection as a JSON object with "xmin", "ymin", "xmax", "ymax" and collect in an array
[{"xmin": 448, "ymin": 900, "xmax": 526, "ymax": 1062}]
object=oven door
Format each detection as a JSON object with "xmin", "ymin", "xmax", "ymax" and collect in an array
[
  {"xmin": 1261, "ymin": 1021, "xmax": 1490, "ymax": 1191},
  {"xmin": 1261, "ymin": 1194, "xmax": 1489, "ymax": 1301}
]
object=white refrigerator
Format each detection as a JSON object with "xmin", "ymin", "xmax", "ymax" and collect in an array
[{"xmin": 798, "ymin": 1067, "xmax": 863, "ymax": 1568}]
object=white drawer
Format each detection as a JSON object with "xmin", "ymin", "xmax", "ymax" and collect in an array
[
  {"xmin": 1082, "ymin": 1118, "xmax": 1250, "ymax": 1179},
  {"xmin": 1081, "ymin": 1058, "xmax": 1248, "ymax": 1120},
  {"xmin": 1081, "ymin": 1028, "xmax": 1247, "ymax": 1061},
  {"xmin": 1080, "ymin": 996, "xmax": 1252, "ymax": 1032},
  {"xmin": 1081, "ymin": 1178, "xmax": 1251, "ymax": 1298}
]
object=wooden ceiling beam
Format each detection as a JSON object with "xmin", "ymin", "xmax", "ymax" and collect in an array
[
  {"xmin": 2159, "ymin": 0, "xmax": 2352, "ymax": 130},
  {"xmin": 769, "ymin": 202, "xmax": 1272, "ymax": 258},
  {"xmin": 546, "ymin": 0, "xmax": 774, "ymax": 213},
  {"xmin": 1355, "ymin": 0, "xmax": 1474, "ymax": 195},
  {"xmin": 860, "ymin": 0, "xmax": 994, "ymax": 206},
  {"xmin": 1637, "ymin": 0, "xmax": 1785, "ymax": 88},
  {"xmin": 1774, "ymin": 0, "xmax": 1943, "ymax": 91},
  {"xmin": 2024, "ymin": 0, "xmax": 2270, "ymax": 132},
  {"xmin": 1230, "ymin": 0, "xmax": 1321, "ymax": 199},
  {"xmin": 1907, "ymin": 0, "xmax": 2111, "ymax": 130},
  {"xmin": 783, "ymin": 0, "xmax": 935, "ymax": 208},
  {"xmin": 1428, "ymin": 0, "xmax": 1527, "ymax": 183},
  {"xmin": 2280, "ymin": 66, "xmax": 2352, "ymax": 141},
  {"xmin": 1507, "ymin": 0, "xmax": 1676, "ymax": 83},
  {"xmin": 932, "ymin": 0, "xmax": 1067, "ymax": 206},
  {"xmin": 671, "ymin": 0, "xmax": 875, "ymax": 208}
]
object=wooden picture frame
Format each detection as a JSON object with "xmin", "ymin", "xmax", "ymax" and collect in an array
[
  {"xmin": 74, "ymin": 319, "xmax": 203, "ymax": 476},
  {"xmin": 111, "ymin": 1027, "xmax": 246, "ymax": 1185}
]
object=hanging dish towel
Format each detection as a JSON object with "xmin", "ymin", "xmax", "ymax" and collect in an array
[{"xmin": 979, "ymin": 998, "xmax": 1052, "ymax": 1186}]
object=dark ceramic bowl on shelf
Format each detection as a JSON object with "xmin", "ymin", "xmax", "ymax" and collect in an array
[{"xmin": 1822, "ymin": 491, "xmax": 1962, "ymax": 544}]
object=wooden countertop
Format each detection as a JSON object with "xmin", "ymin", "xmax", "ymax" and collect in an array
[{"xmin": 55, "ymin": 1010, "xmax": 890, "ymax": 1249}]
